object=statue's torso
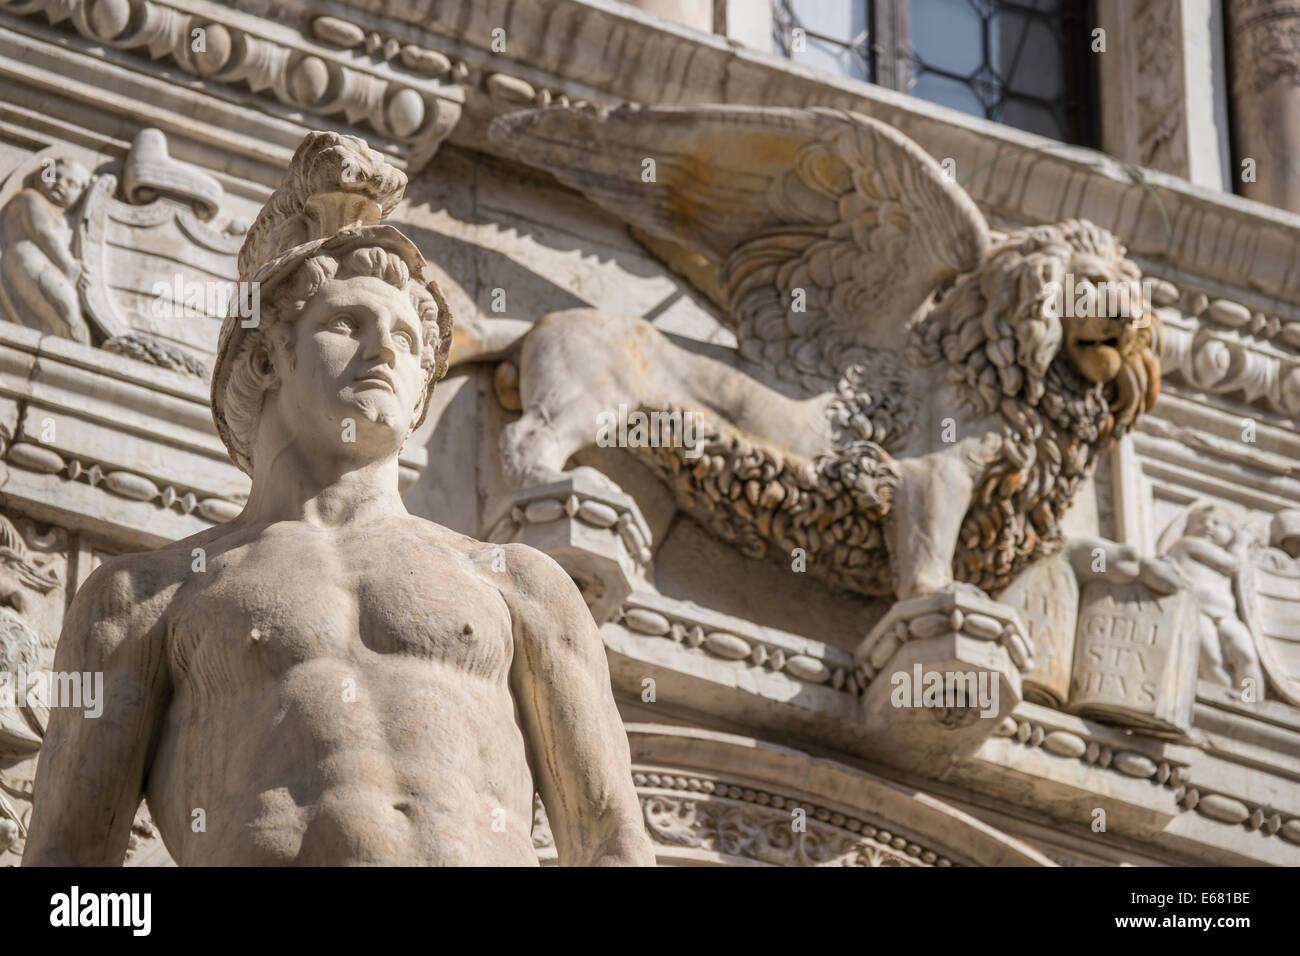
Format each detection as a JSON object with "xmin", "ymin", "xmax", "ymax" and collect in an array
[{"xmin": 146, "ymin": 516, "xmax": 539, "ymax": 866}]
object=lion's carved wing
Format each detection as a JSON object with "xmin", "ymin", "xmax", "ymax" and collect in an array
[{"xmin": 490, "ymin": 105, "xmax": 990, "ymax": 390}]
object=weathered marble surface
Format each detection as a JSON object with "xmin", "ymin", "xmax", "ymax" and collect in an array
[{"xmin": 0, "ymin": 0, "xmax": 1298, "ymax": 866}]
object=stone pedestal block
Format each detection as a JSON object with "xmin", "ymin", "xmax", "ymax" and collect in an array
[
  {"xmin": 854, "ymin": 588, "xmax": 1028, "ymax": 769},
  {"xmin": 490, "ymin": 471, "xmax": 653, "ymax": 623}
]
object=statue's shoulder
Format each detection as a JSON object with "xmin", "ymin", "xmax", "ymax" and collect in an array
[
  {"xmin": 71, "ymin": 525, "xmax": 230, "ymax": 623},
  {"xmin": 402, "ymin": 515, "xmax": 572, "ymax": 592}
]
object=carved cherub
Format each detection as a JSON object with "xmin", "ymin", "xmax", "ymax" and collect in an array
[
  {"xmin": 0, "ymin": 158, "xmax": 93, "ymax": 344},
  {"xmin": 1166, "ymin": 503, "xmax": 1266, "ymax": 695}
]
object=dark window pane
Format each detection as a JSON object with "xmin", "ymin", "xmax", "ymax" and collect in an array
[
  {"xmin": 910, "ymin": 0, "xmax": 983, "ymax": 76},
  {"xmin": 994, "ymin": 11, "xmax": 1065, "ymax": 100},
  {"xmin": 1000, "ymin": 97, "xmax": 1065, "ymax": 140},
  {"xmin": 770, "ymin": 1, "xmax": 1096, "ymax": 146}
]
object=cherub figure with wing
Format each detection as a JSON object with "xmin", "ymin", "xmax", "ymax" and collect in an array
[
  {"xmin": 1162, "ymin": 503, "xmax": 1267, "ymax": 697},
  {"xmin": 484, "ymin": 105, "xmax": 1161, "ymax": 604}
]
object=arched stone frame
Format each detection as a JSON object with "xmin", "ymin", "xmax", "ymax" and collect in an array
[{"xmin": 534, "ymin": 724, "xmax": 1054, "ymax": 867}]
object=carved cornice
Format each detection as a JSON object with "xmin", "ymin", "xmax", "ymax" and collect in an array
[
  {"xmin": 1139, "ymin": 271, "xmax": 1300, "ymax": 423},
  {"xmin": 0, "ymin": 0, "xmax": 465, "ymax": 169},
  {"xmin": 3, "ymin": 438, "xmax": 241, "ymax": 523},
  {"xmin": 998, "ymin": 711, "xmax": 1300, "ymax": 848},
  {"xmin": 612, "ymin": 596, "xmax": 860, "ymax": 696}
]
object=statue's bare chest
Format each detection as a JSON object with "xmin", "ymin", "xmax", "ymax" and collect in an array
[{"xmin": 168, "ymin": 525, "xmax": 514, "ymax": 687}]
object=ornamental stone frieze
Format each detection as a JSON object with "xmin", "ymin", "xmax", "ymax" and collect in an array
[
  {"xmin": 0, "ymin": 0, "xmax": 465, "ymax": 171},
  {"xmin": 528, "ymin": 725, "xmax": 1061, "ymax": 867}
]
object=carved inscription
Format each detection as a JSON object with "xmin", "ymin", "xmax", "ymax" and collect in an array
[
  {"xmin": 1069, "ymin": 581, "xmax": 1198, "ymax": 734},
  {"xmin": 1002, "ymin": 554, "xmax": 1078, "ymax": 708}
]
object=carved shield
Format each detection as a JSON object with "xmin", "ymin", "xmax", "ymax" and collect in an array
[
  {"xmin": 78, "ymin": 173, "xmax": 242, "ymax": 367},
  {"xmin": 1240, "ymin": 548, "xmax": 1300, "ymax": 707}
]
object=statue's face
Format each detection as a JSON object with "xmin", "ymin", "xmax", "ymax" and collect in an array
[
  {"xmin": 1188, "ymin": 508, "xmax": 1235, "ymax": 548},
  {"xmin": 1060, "ymin": 270, "xmax": 1148, "ymax": 385},
  {"xmin": 39, "ymin": 160, "xmax": 90, "ymax": 207},
  {"xmin": 270, "ymin": 274, "xmax": 425, "ymax": 457}
]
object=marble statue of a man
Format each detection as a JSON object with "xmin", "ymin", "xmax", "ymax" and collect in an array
[{"xmin": 22, "ymin": 132, "xmax": 655, "ymax": 866}]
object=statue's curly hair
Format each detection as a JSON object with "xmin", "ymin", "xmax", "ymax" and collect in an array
[{"xmin": 236, "ymin": 131, "xmax": 406, "ymax": 281}]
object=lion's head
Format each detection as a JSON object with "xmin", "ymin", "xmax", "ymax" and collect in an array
[
  {"xmin": 909, "ymin": 219, "xmax": 1163, "ymax": 592},
  {"xmin": 912, "ymin": 219, "xmax": 1160, "ymax": 431}
]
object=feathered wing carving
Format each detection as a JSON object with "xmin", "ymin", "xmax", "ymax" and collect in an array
[{"xmin": 490, "ymin": 105, "xmax": 990, "ymax": 388}]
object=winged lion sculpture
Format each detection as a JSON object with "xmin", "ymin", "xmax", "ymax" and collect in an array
[{"xmin": 481, "ymin": 105, "xmax": 1162, "ymax": 604}]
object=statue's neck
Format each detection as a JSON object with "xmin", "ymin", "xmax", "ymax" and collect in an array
[{"xmin": 238, "ymin": 436, "xmax": 407, "ymax": 528}]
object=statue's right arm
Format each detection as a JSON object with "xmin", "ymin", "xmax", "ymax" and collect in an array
[{"xmin": 21, "ymin": 562, "xmax": 171, "ymax": 866}]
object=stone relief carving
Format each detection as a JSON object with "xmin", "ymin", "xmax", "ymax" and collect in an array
[
  {"xmin": 531, "ymin": 773, "xmax": 954, "ymax": 866},
  {"xmin": 0, "ymin": 513, "xmax": 65, "ymax": 864},
  {"xmin": 1228, "ymin": 0, "xmax": 1300, "ymax": 96},
  {"xmin": 0, "ymin": 158, "xmax": 94, "ymax": 345},
  {"xmin": 1155, "ymin": 279, "xmax": 1300, "ymax": 423},
  {"xmin": 1163, "ymin": 504, "xmax": 1267, "ymax": 692},
  {"xmin": 1068, "ymin": 577, "xmax": 1199, "ymax": 734},
  {"xmin": 1134, "ymin": 0, "xmax": 1188, "ymax": 173},
  {"xmin": 488, "ymin": 104, "xmax": 1161, "ymax": 611},
  {"xmin": 0, "ymin": 127, "xmax": 247, "ymax": 376},
  {"xmin": 1156, "ymin": 503, "xmax": 1300, "ymax": 707}
]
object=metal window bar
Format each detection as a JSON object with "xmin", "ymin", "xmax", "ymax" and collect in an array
[{"xmin": 772, "ymin": 0, "xmax": 878, "ymax": 83}]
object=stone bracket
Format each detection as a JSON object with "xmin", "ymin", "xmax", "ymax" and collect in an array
[
  {"xmin": 489, "ymin": 471, "xmax": 653, "ymax": 623},
  {"xmin": 854, "ymin": 587, "xmax": 1030, "ymax": 771}
]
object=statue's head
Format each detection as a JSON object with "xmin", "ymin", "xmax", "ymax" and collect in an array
[
  {"xmin": 210, "ymin": 130, "xmax": 452, "ymax": 476},
  {"xmin": 1185, "ymin": 502, "xmax": 1240, "ymax": 549},
  {"xmin": 217, "ymin": 239, "xmax": 451, "ymax": 473},
  {"xmin": 1053, "ymin": 228, "xmax": 1153, "ymax": 388},
  {"xmin": 34, "ymin": 158, "xmax": 90, "ymax": 208},
  {"xmin": 1270, "ymin": 511, "xmax": 1300, "ymax": 559}
]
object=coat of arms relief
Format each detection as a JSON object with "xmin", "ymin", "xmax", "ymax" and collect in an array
[{"xmin": 0, "ymin": 126, "xmax": 250, "ymax": 377}]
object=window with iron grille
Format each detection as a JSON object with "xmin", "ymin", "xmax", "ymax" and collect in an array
[{"xmin": 772, "ymin": 0, "xmax": 1098, "ymax": 147}]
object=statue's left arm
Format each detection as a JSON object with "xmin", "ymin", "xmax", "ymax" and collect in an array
[{"xmin": 501, "ymin": 544, "xmax": 656, "ymax": 866}]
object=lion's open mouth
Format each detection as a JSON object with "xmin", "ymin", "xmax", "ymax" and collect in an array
[{"xmin": 1074, "ymin": 336, "xmax": 1121, "ymax": 349}]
